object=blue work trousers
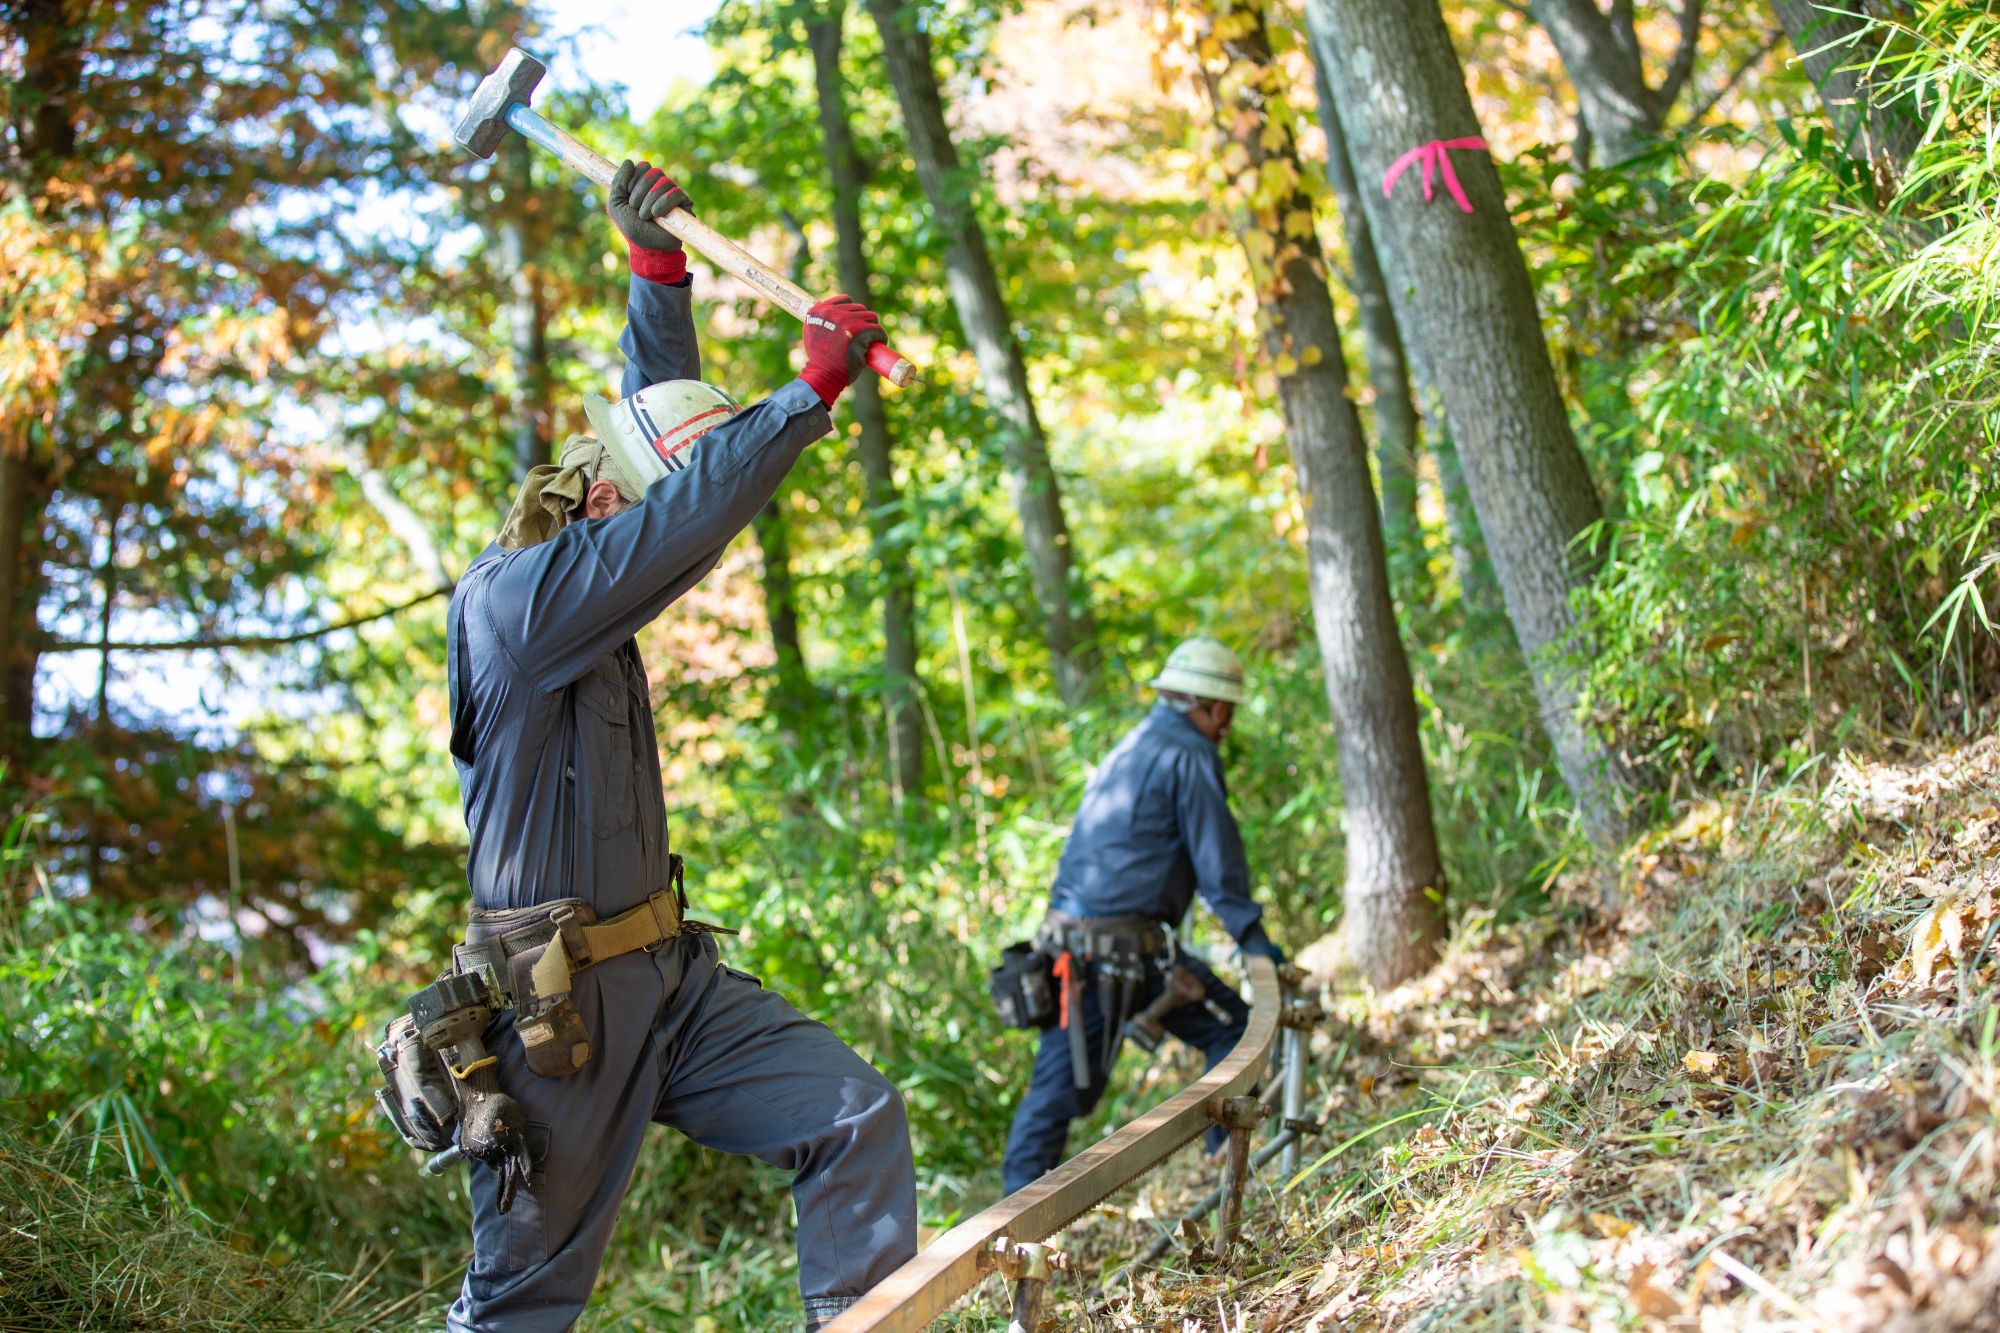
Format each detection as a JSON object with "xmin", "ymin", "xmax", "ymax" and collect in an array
[
  {"xmin": 1000, "ymin": 955, "xmax": 1248, "ymax": 1195},
  {"xmin": 447, "ymin": 933, "xmax": 916, "ymax": 1331}
]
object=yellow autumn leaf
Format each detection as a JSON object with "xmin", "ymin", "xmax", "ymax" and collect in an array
[
  {"xmin": 1284, "ymin": 208, "xmax": 1317, "ymax": 238},
  {"xmin": 1301, "ymin": 343, "xmax": 1325, "ymax": 366},
  {"xmin": 1274, "ymin": 352, "xmax": 1299, "ymax": 378},
  {"xmin": 1683, "ymin": 1049, "xmax": 1722, "ymax": 1078},
  {"xmin": 1260, "ymin": 121, "xmax": 1288, "ymax": 154},
  {"xmin": 1590, "ymin": 1212, "xmax": 1636, "ymax": 1239}
]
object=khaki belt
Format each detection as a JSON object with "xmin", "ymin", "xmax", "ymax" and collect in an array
[{"xmin": 456, "ymin": 858, "xmax": 687, "ymax": 1003}]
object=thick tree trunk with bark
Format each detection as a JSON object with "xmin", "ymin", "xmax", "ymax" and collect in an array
[
  {"xmin": 1305, "ymin": 30, "xmax": 1424, "ymax": 599},
  {"xmin": 1201, "ymin": 0, "xmax": 1444, "ymax": 985},
  {"xmin": 1307, "ymin": 0, "xmax": 1639, "ymax": 850},
  {"xmin": 0, "ymin": 0, "xmax": 90, "ymax": 765},
  {"xmin": 808, "ymin": 6, "xmax": 923, "ymax": 799},
  {"xmin": 1529, "ymin": 0, "xmax": 1703, "ymax": 165},
  {"xmin": 864, "ymin": 0, "xmax": 1097, "ymax": 705},
  {"xmin": 1772, "ymin": 0, "xmax": 1922, "ymax": 194}
]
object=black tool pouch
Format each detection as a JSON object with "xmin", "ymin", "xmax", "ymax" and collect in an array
[
  {"xmin": 373, "ymin": 1012, "xmax": 458, "ymax": 1153},
  {"xmin": 508, "ymin": 941, "xmax": 593, "ymax": 1079},
  {"xmin": 989, "ymin": 941, "xmax": 1057, "ymax": 1029}
]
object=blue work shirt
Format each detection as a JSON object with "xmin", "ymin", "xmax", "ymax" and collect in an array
[
  {"xmin": 447, "ymin": 275, "xmax": 831, "ymax": 918},
  {"xmin": 1047, "ymin": 702, "xmax": 1268, "ymax": 949}
]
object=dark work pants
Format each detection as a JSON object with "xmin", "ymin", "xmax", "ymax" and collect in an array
[
  {"xmin": 446, "ymin": 933, "xmax": 917, "ymax": 1332},
  {"xmin": 1000, "ymin": 955, "xmax": 1248, "ymax": 1195}
]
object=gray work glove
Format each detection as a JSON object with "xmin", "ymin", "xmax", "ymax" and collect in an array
[{"xmin": 608, "ymin": 159, "xmax": 693, "ymax": 280}]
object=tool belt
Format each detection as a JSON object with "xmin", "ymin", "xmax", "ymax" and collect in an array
[
  {"xmin": 1032, "ymin": 911, "xmax": 1177, "ymax": 1092},
  {"xmin": 374, "ymin": 856, "xmax": 697, "ymax": 1168}
]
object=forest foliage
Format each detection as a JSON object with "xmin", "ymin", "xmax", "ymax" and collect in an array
[{"xmin": 1, "ymin": 0, "xmax": 1995, "ymax": 1325}]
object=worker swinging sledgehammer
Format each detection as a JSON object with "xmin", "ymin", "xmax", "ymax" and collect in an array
[
  {"xmin": 989, "ymin": 637, "xmax": 1286, "ymax": 1195},
  {"xmin": 370, "ymin": 156, "xmax": 917, "ymax": 1331}
]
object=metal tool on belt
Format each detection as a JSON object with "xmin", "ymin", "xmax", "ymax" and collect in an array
[{"xmin": 1033, "ymin": 913, "xmax": 1178, "ymax": 1091}]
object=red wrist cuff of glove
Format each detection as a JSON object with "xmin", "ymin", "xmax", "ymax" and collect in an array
[
  {"xmin": 799, "ymin": 366, "xmax": 845, "ymax": 408},
  {"xmin": 628, "ymin": 242, "xmax": 686, "ymax": 285}
]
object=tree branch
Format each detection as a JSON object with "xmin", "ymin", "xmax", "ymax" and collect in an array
[
  {"xmin": 1655, "ymin": 0, "xmax": 1708, "ymax": 116},
  {"xmin": 40, "ymin": 584, "xmax": 454, "ymax": 653},
  {"xmin": 1677, "ymin": 26, "xmax": 1781, "ymax": 129}
]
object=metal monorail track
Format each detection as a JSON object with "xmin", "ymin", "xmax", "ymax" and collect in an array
[{"xmin": 824, "ymin": 956, "xmax": 1284, "ymax": 1333}]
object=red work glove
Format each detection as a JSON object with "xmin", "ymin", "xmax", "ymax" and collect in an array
[
  {"xmin": 798, "ymin": 294, "xmax": 885, "ymax": 407},
  {"xmin": 607, "ymin": 158, "xmax": 693, "ymax": 285}
]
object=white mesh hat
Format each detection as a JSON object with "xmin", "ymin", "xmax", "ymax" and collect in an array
[
  {"xmin": 1148, "ymin": 636, "xmax": 1246, "ymax": 704},
  {"xmin": 581, "ymin": 380, "xmax": 742, "ymax": 495}
]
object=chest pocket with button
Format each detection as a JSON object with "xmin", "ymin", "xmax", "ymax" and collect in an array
[{"xmin": 574, "ymin": 660, "xmax": 637, "ymax": 838}]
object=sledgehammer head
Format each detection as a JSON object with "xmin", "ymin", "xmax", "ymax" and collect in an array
[{"xmin": 456, "ymin": 48, "xmax": 547, "ymax": 159}]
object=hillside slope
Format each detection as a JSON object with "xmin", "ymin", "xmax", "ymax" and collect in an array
[{"xmin": 1071, "ymin": 736, "xmax": 1999, "ymax": 1331}]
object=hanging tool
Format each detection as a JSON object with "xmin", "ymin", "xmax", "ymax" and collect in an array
[{"xmin": 455, "ymin": 47, "xmax": 919, "ymax": 389}]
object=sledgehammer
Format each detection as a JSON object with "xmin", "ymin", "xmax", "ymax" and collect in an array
[{"xmin": 456, "ymin": 48, "xmax": 919, "ymax": 389}]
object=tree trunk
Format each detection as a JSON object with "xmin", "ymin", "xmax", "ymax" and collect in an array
[
  {"xmin": 1428, "ymin": 415, "xmax": 1503, "ymax": 620},
  {"xmin": 1200, "ymin": 0, "xmax": 1444, "ymax": 985},
  {"xmin": 1307, "ymin": 0, "xmax": 1639, "ymax": 850},
  {"xmin": 864, "ymin": 0, "xmax": 1098, "ymax": 705},
  {"xmin": 0, "ymin": 0, "xmax": 86, "ymax": 767},
  {"xmin": 0, "ymin": 451, "xmax": 39, "ymax": 760},
  {"xmin": 752, "ymin": 499, "xmax": 813, "ymax": 717},
  {"xmin": 1771, "ymin": 0, "xmax": 1923, "ymax": 195},
  {"xmin": 808, "ymin": 5, "xmax": 924, "ymax": 800},
  {"xmin": 499, "ymin": 144, "xmax": 551, "ymax": 482},
  {"xmin": 1305, "ymin": 26, "xmax": 1425, "ymax": 601}
]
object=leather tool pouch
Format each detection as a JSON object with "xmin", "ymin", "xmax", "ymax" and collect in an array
[
  {"xmin": 373, "ymin": 1012, "xmax": 458, "ymax": 1153},
  {"xmin": 509, "ymin": 939, "xmax": 593, "ymax": 1078},
  {"xmin": 988, "ymin": 941, "xmax": 1057, "ymax": 1029}
]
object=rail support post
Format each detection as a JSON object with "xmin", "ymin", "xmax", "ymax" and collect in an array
[
  {"xmin": 988, "ymin": 1237, "xmax": 1064, "ymax": 1333},
  {"xmin": 1277, "ymin": 968, "xmax": 1322, "ymax": 1181},
  {"xmin": 1206, "ymin": 1094, "xmax": 1270, "ymax": 1259}
]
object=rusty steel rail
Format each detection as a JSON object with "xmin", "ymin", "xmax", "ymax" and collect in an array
[{"xmin": 824, "ymin": 956, "xmax": 1282, "ymax": 1333}]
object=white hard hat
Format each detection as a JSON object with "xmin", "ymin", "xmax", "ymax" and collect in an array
[
  {"xmin": 1149, "ymin": 636, "xmax": 1246, "ymax": 704},
  {"xmin": 582, "ymin": 380, "xmax": 741, "ymax": 496}
]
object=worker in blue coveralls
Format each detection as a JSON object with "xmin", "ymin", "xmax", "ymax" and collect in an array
[
  {"xmin": 441, "ymin": 161, "xmax": 916, "ymax": 1331},
  {"xmin": 1000, "ymin": 637, "xmax": 1284, "ymax": 1194}
]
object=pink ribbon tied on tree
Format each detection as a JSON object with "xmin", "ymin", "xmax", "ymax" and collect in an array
[{"xmin": 1381, "ymin": 137, "xmax": 1489, "ymax": 213}]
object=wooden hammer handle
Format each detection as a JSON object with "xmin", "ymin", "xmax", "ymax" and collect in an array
[{"xmin": 504, "ymin": 105, "xmax": 918, "ymax": 389}]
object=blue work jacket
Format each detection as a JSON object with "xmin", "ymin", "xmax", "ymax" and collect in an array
[
  {"xmin": 446, "ymin": 275, "xmax": 831, "ymax": 917},
  {"xmin": 1047, "ymin": 703, "xmax": 1268, "ymax": 950}
]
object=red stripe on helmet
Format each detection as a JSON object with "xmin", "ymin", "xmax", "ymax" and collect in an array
[{"xmin": 650, "ymin": 405, "xmax": 736, "ymax": 461}]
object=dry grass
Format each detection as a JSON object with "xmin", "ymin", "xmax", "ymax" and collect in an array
[
  {"xmin": 1039, "ymin": 735, "xmax": 2000, "ymax": 1331},
  {"xmin": 0, "ymin": 1120, "xmax": 331, "ymax": 1331}
]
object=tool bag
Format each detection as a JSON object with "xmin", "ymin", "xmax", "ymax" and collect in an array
[
  {"xmin": 372, "ymin": 857, "xmax": 699, "ymax": 1151},
  {"xmin": 988, "ymin": 942, "xmax": 1057, "ymax": 1029}
]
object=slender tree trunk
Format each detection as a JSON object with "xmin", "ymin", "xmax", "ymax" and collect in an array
[
  {"xmin": 1428, "ymin": 416, "xmax": 1502, "ymax": 620},
  {"xmin": 1305, "ymin": 27, "xmax": 1425, "ymax": 601},
  {"xmin": 808, "ymin": 5, "xmax": 923, "ymax": 799},
  {"xmin": 752, "ymin": 499, "xmax": 813, "ymax": 717},
  {"xmin": 499, "ymin": 144, "xmax": 551, "ymax": 482},
  {"xmin": 1771, "ymin": 0, "xmax": 1922, "ymax": 195},
  {"xmin": 0, "ymin": 452, "xmax": 38, "ymax": 761},
  {"xmin": 1199, "ymin": 0, "xmax": 1443, "ymax": 985},
  {"xmin": 1529, "ymin": 0, "xmax": 1704, "ymax": 166},
  {"xmin": 1308, "ymin": 0, "xmax": 1639, "ymax": 851},
  {"xmin": 864, "ymin": 0, "xmax": 1098, "ymax": 705},
  {"xmin": 85, "ymin": 503, "xmax": 120, "ymax": 897}
]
